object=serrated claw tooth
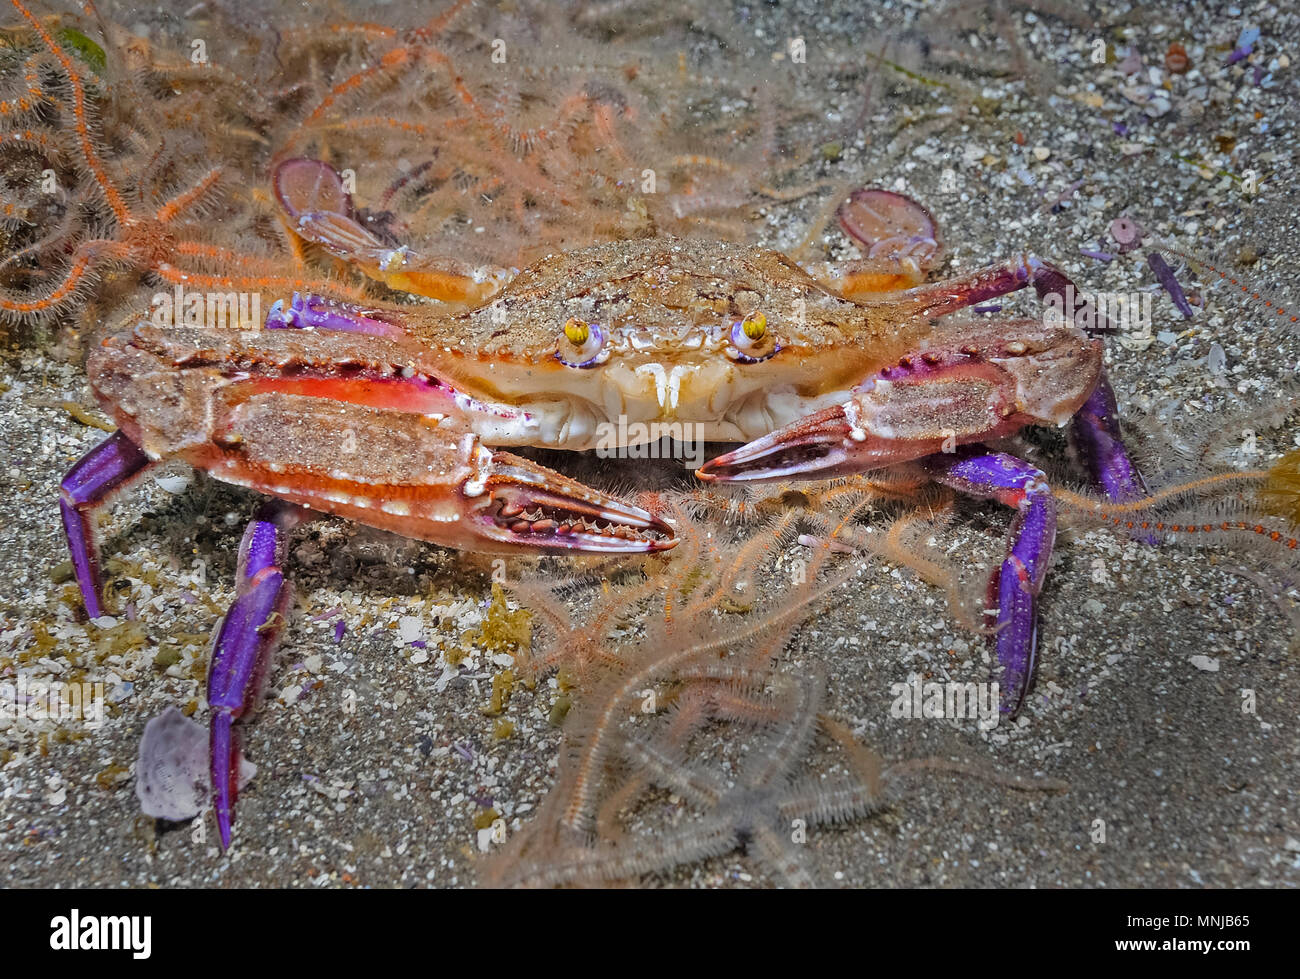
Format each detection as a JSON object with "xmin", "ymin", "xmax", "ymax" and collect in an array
[{"xmin": 469, "ymin": 450, "xmax": 675, "ymax": 553}]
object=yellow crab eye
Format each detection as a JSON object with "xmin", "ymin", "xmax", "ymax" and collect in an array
[
  {"xmin": 728, "ymin": 311, "xmax": 778, "ymax": 363},
  {"xmin": 563, "ymin": 317, "xmax": 590, "ymax": 345},
  {"xmin": 557, "ymin": 318, "xmax": 607, "ymax": 368}
]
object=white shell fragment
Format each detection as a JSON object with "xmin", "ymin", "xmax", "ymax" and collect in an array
[
  {"xmin": 135, "ymin": 706, "xmax": 256, "ymax": 820},
  {"xmin": 154, "ymin": 474, "xmax": 191, "ymax": 495}
]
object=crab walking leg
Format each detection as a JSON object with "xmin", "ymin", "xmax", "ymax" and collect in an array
[
  {"xmin": 925, "ymin": 451, "xmax": 1056, "ymax": 716},
  {"xmin": 843, "ymin": 252, "xmax": 1115, "ymax": 332},
  {"xmin": 810, "ymin": 189, "xmax": 945, "ymax": 298},
  {"xmin": 1070, "ymin": 374, "xmax": 1146, "ymax": 503},
  {"xmin": 845, "ymin": 254, "xmax": 1047, "ymax": 319},
  {"xmin": 208, "ymin": 500, "xmax": 310, "ymax": 849},
  {"xmin": 273, "ymin": 158, "xmax": 510, "ymax": 303},
  {"xmin": 1025, "ymin": 276, "xmax": 1149, "ymax": 505},
  {"xmin": 808, "ymin": 256, "xmax": 928, "ymax": 297},
  {"xmin": 59, "ymin": 430, "xmax": 153, "ymax": 618}
]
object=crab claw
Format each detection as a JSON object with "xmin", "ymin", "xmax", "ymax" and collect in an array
[
  {"xmin": 471, "ymin": 450, "xmax": 676, "ymax": 553},
  {"xmin": 699, "ymin": 323, "xmax": 1100, "ymax": 484},
  {"xmin": 697, "ymin": 403, "xmax": 925, "ymax": 482},
  {"xmin": 696, "ymin": 372, "xmax": 1021, "ymax": 483}
]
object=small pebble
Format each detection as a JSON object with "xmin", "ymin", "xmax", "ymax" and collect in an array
[
  {"xmin": 1146, "ymin": 97, "xmax": 1172, "ymax": 118},
  {"xmin": 1165, "ymin": 42, "xmax": 1189, "ymax": 74},
  {"xmin": 155, "ymin": 474, "xmax": 190, "ymax": 495},
  {"xmin": 1207, "ymin": 343, "xmax": 1227, "ymax": 375}
]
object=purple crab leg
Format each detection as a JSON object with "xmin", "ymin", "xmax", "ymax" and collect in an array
[
  {"xmin": 1025, "ymin": 265, "xmax": 1149, "ymax": 506},
  {"xmin": 209, "ymin": 500, "xmax": 310, "ymax": 849},
  {"xmin": 868, "ymin": 253, "xmax": 1073, "ymax": 321},
  {"xmin": 1070, "ymin": 374, "xmax": 1146, "ymax": 503},
  {"xmin": 926, "ymin": 450, "xmax": 1055, "ymax": 716},
  {"xmin": 59, "ymin": 430, "xmax": 152, "ymax": 619}
]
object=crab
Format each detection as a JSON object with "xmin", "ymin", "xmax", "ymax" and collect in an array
[{"xmin": 59, "ymin": 159, "xmax": 1144, "ymax": 848}]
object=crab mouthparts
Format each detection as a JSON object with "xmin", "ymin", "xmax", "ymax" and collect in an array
[{"xmin": 484, "ymin": 455, "xmax": 676, "ymax": 553}]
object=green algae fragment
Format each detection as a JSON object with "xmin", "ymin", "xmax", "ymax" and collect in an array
[
  {"xmin": 153, "ymin": 644, "xmax": 182, "ymax": 669},
  {"xmin": 548, "ymin": 691, "xmax": 571, "ymax": 727},
  {"xmin": 460, "ymin": 583, "xmax": 532, "ymax": 654},
  {"xmin": 56, "ymin": 28, "xmax": 106, "ymax": 74},
  {"xmin": 483, "ymin": 668, "xmax": 515, "ymax": 716}
]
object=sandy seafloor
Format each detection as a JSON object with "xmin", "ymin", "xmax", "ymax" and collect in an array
[{"xmin": 2, "ymin": 0, "xmax": 1299, "ymax": 887}]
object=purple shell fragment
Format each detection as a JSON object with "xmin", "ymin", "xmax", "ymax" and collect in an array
[
  {"xmin": 1147, "ymin": 252, "xmax": 1195, "ymax": 318},
  {"xmin": 1228, "ymin": 27, "xmax": 1260, "ymax": 65},
  {"xmin": 1080, "ymin": 246, "xmax": 1115, "ymax": 262}
]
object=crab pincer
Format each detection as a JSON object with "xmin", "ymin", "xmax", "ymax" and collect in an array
[
  {"xmin": 473, "ymin": 450, "xmax": 677, "ymax": 553},
  {"xmin": 696, "ymin": 318, "xmax": 1102, "ymax": 485},
  {"xmin": 698, "ymin": 249, "xmax": 1147, "ymax": 715}
]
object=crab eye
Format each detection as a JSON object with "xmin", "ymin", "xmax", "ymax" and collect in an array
[
  {"xmin": 727, "ymin": 312, "xmax": 778, "ymax": 363},
  {"xmin": 557, "ymin": 318, "xmax": 607, "ymax": 368}
]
